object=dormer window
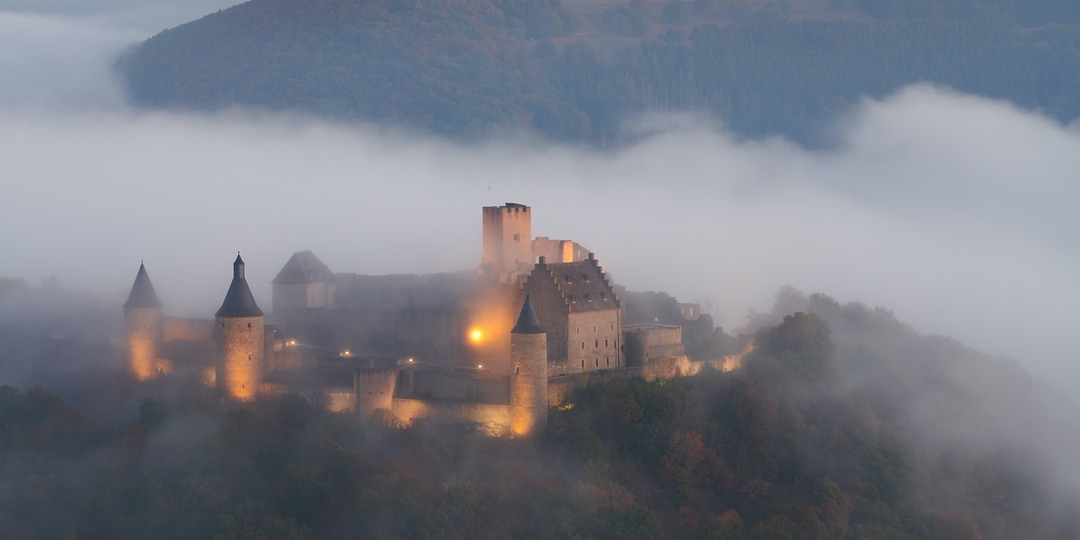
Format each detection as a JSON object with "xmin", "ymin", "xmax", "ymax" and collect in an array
[
  {"xmin": 583, "ymin": 274, "xmax": 590, "ymax": 282},
  {"xmin": 585, "ymin": 293, "xmax": 591, "ymax": 301},
  {"xmin": 564, "ymin": 275, "xmax": 571, "ymax": 283},
  {"xmin": 570, "ymin": 295, "xmax": 576, "ymax": 303}
]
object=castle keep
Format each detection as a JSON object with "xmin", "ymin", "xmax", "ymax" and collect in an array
[{"xmin": 124, "ymin": 203, "xmax": 750, "ymax": 435}]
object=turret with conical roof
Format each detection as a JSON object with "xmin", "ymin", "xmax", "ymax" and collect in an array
[
  {"xmin": 124, "ymin": 262, "xmax": 164, "ymax": 380},
  {"xmin": 124, "ymin": 262, "xmax": 163, "ymax": 309},
  {"xmin": 215, "ymin": 253, "xmax": 265, "ymax": 402},
  {"xmin": 216, "ymin": 253, "xmax": 264, "ymax": 317},
  {"xmin": 510, "ymin": 294, "xmax": 548, "ymax": 437}
]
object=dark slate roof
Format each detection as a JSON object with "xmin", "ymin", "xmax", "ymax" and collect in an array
[
  {"xmin": 530, "ymin": 257, "xmax": 619, "ymax": 312},
  {"xmin": 123, "ymin": 263, "xmax": 163, "ymax": 309},
  {"xmin": 272, "ymin": 250, "xmax": 334, "ymax": 285},
  {"xmin": 512, "ymin": 294, "xmax": 545, "ymax": 334},
  {"xmin": 216, "ymin": 254, "xmax": 264, "ymax": 317}
]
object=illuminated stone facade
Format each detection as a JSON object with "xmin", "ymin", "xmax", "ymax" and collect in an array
[
  {"xmin": 124, "ymin": 306, "xmax": 164, "ymax": 380},
  {"xmin": 120, "ymin": 202, "xmax": 731, "ymax": 436},
  {"xmin": 510, "ymin": 295, "xmax": 547, "ymax": 437},
  {"xmin": 216, "ymin": 315, "xmax": 264, "ymax": 402},
  {"xmin": 215, "ymin": 254, "xmax": 266, "ymax": 403},
  {"xmin": 123, "ymin": 255, "xmax": 270, "ymax": 403},
  {"xmin": 123, "ymin": 263, "xmax": 166, "ymax": 381},
  {"xmin": 521, "ymin": 254, "xmax": 622, "ymax": 375}
]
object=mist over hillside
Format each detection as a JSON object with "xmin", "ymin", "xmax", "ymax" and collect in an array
[
  {"xmin": 3, "ymin": 288, "xmax": 1079, "ymax": 538},
  {"xmin": 2, "ymin": 2, "xmax": 1080, "ymax": 537},
  {"xmin": 117, "ymin": 0, "xmax": 1080, "ymax": 145},
  {"xmin": 1, "ymin": 2, "xmax": 1079, "ymax": 385}
]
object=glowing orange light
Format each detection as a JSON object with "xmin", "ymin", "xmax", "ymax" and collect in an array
[{"xmin": 469, "ymin": 329, "xmax": 483, "ymax": 343}]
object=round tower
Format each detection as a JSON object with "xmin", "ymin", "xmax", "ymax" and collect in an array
[
  {"xmin": 510, "ymin": 294, "xmax": 548, "ymax": 437},
  {"xmin": 215, "ymin": 253, "xmax": 265, "ymax": 403},
  {"xmin": 123, "ymin": 262, "xmax": 164, "ymax": 381}
]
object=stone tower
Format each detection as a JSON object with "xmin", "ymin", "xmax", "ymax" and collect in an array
[
  {"xmin": 215, "ymin": 253, "xmax": 265, "ymax": 402},
  {"xmin": 482, "ymin": 203, "xmax": 532, "ymax": 282},
  {"xmin": 354, "ymin": 360, "xmax": 398, "ymax": 419},
  {"xmin": 510, "ymin": 294, "xmax": 547, "ymax": 437},
  {"xmin": 123, "ymin": 262, "xmax": 164, "ymax": 381}
]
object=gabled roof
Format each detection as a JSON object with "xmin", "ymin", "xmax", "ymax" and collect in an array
[
  {"xmin": 123, "ymin": 262, "xmax": 163, "ymax": 309},
  {"xmin": 512, "ymin": 295, "xmax": 545, "ymax": 334},
  {"xmin": 272, "ymin": 250, "xmax": 334, "ymax": 285},
  {"xmin": 216, "ymin": 254, "xmax": 263, "ymax": 317},
  {"xmin": 526, "ymin": 255, "xmax": 619, "ymax": 313}
]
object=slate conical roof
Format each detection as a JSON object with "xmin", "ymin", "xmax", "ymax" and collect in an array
[
  {"xmin": 511, "ymin": 294, "xmax": 545, "ymax": 334},
  {"xmin": 123, "ymin": 262, "xmax": 163, "ymax": 309},
  {"xmin": 215, "ymin": 253, "xmax": 264, "ymax": 317}
]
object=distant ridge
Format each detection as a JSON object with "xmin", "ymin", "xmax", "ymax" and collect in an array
[
  {"xmin": 119, "ymin": 0, "xmax": 585, "ymax": 139},
  {"xmin": 118, "ymin": 0, "xmax": 1080, "ymax": 146}
]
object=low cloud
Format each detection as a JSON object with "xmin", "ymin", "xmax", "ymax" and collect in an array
[{"xmin": 0, "ymin": 9, "xmax": 1077, "ymax": 390}]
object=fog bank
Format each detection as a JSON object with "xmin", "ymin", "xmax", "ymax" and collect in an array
[{"xmin": 0, "ymin": 7, "xmax": 1077, "ymax": 388}]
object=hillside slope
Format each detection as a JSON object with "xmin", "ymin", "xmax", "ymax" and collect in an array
[
  {"xmin": 120, "ymin": 0, "xmax": 585, "ymax": 138},
  {"xmin": 119, "ymin": 0, "xmax": 1080, "ymax": 144},
  {"xmin": 3, "ymin": 295, "xmax": 1078, "ymax": 538}
]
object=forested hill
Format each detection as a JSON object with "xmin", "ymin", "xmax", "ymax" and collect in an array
[
  {"xmin": 3, "ymin": 289, "xmax": 1079, "ymax": 537},
  {"xmin": 119, "ymin": 0, "xmax": 1080, "ymax": 144}
]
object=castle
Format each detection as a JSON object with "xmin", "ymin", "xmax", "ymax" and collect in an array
[{"xmin": 124, "ymin": 203, "xmax": 748, "ymax": 436}]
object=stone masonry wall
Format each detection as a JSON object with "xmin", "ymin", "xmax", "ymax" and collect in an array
[
  {"xmin": 565, "ymin": 309, "xmax": 621, "ymax": 374},
  {"xmin": 162, "ymin": 316, "xmax": 213, "ymax": 342},
  {"xmin": 217, "ymin": 316, "xmax": 265, "ymax": 403}
]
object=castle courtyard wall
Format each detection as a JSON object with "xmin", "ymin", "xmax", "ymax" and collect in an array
[
  {"xmin": 547, "ymin": 355, "xmax": 697, "ymax": 406},
  {"xmin": 391, "ymin": 398, "xmax": 510, "ymax": 432}
]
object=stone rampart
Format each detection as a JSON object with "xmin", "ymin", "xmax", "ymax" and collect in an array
[{"xmin": 162, "ymin": 316, "xmax": 214, "ymax": 342}]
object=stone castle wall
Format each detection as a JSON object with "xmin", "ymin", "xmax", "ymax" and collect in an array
[
  {"xmin": 391, "ymin": 398, "xmax": 510, "ymax": 433},
  {"xmin": 521, "ymin": 266, "xmax": 570, "ymax": 361},
  {"xmin": 272, "ymin": 282, "xmax": 335, "ymax": 310},
  {"xmin": 547, "ymin": 355, "xmax": 705, "ymax": 406},
  {"xmin": 397, "ymin": 367, "xmax": 510, "ymax": 404},
  {"xmin": 564, "ymin": 309, "xmax": 622, "ymax": 375},
  {"xmin": 162, "ymin": 316, "xmax": 214, "ymax": 342},
  {"xmin": 532, "ymin": 237, "xmax": 589, "ymax": 264}
]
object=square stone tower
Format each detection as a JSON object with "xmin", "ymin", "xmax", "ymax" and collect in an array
[{"xmin": 481, "ymin": 202, "xmax": 533, "ymax": 282}]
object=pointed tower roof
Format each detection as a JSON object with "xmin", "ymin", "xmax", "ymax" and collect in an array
[
  {"xmin": 216, "ymin": 253, "xmax": 264, "ymax": 317},
  {"xmin": 512, "ymin": 294, "xmax": 545, "ymax": 334},
  {"xmin": 123, "ymin": 262, "xmax": 163, "ymax": 309}
]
